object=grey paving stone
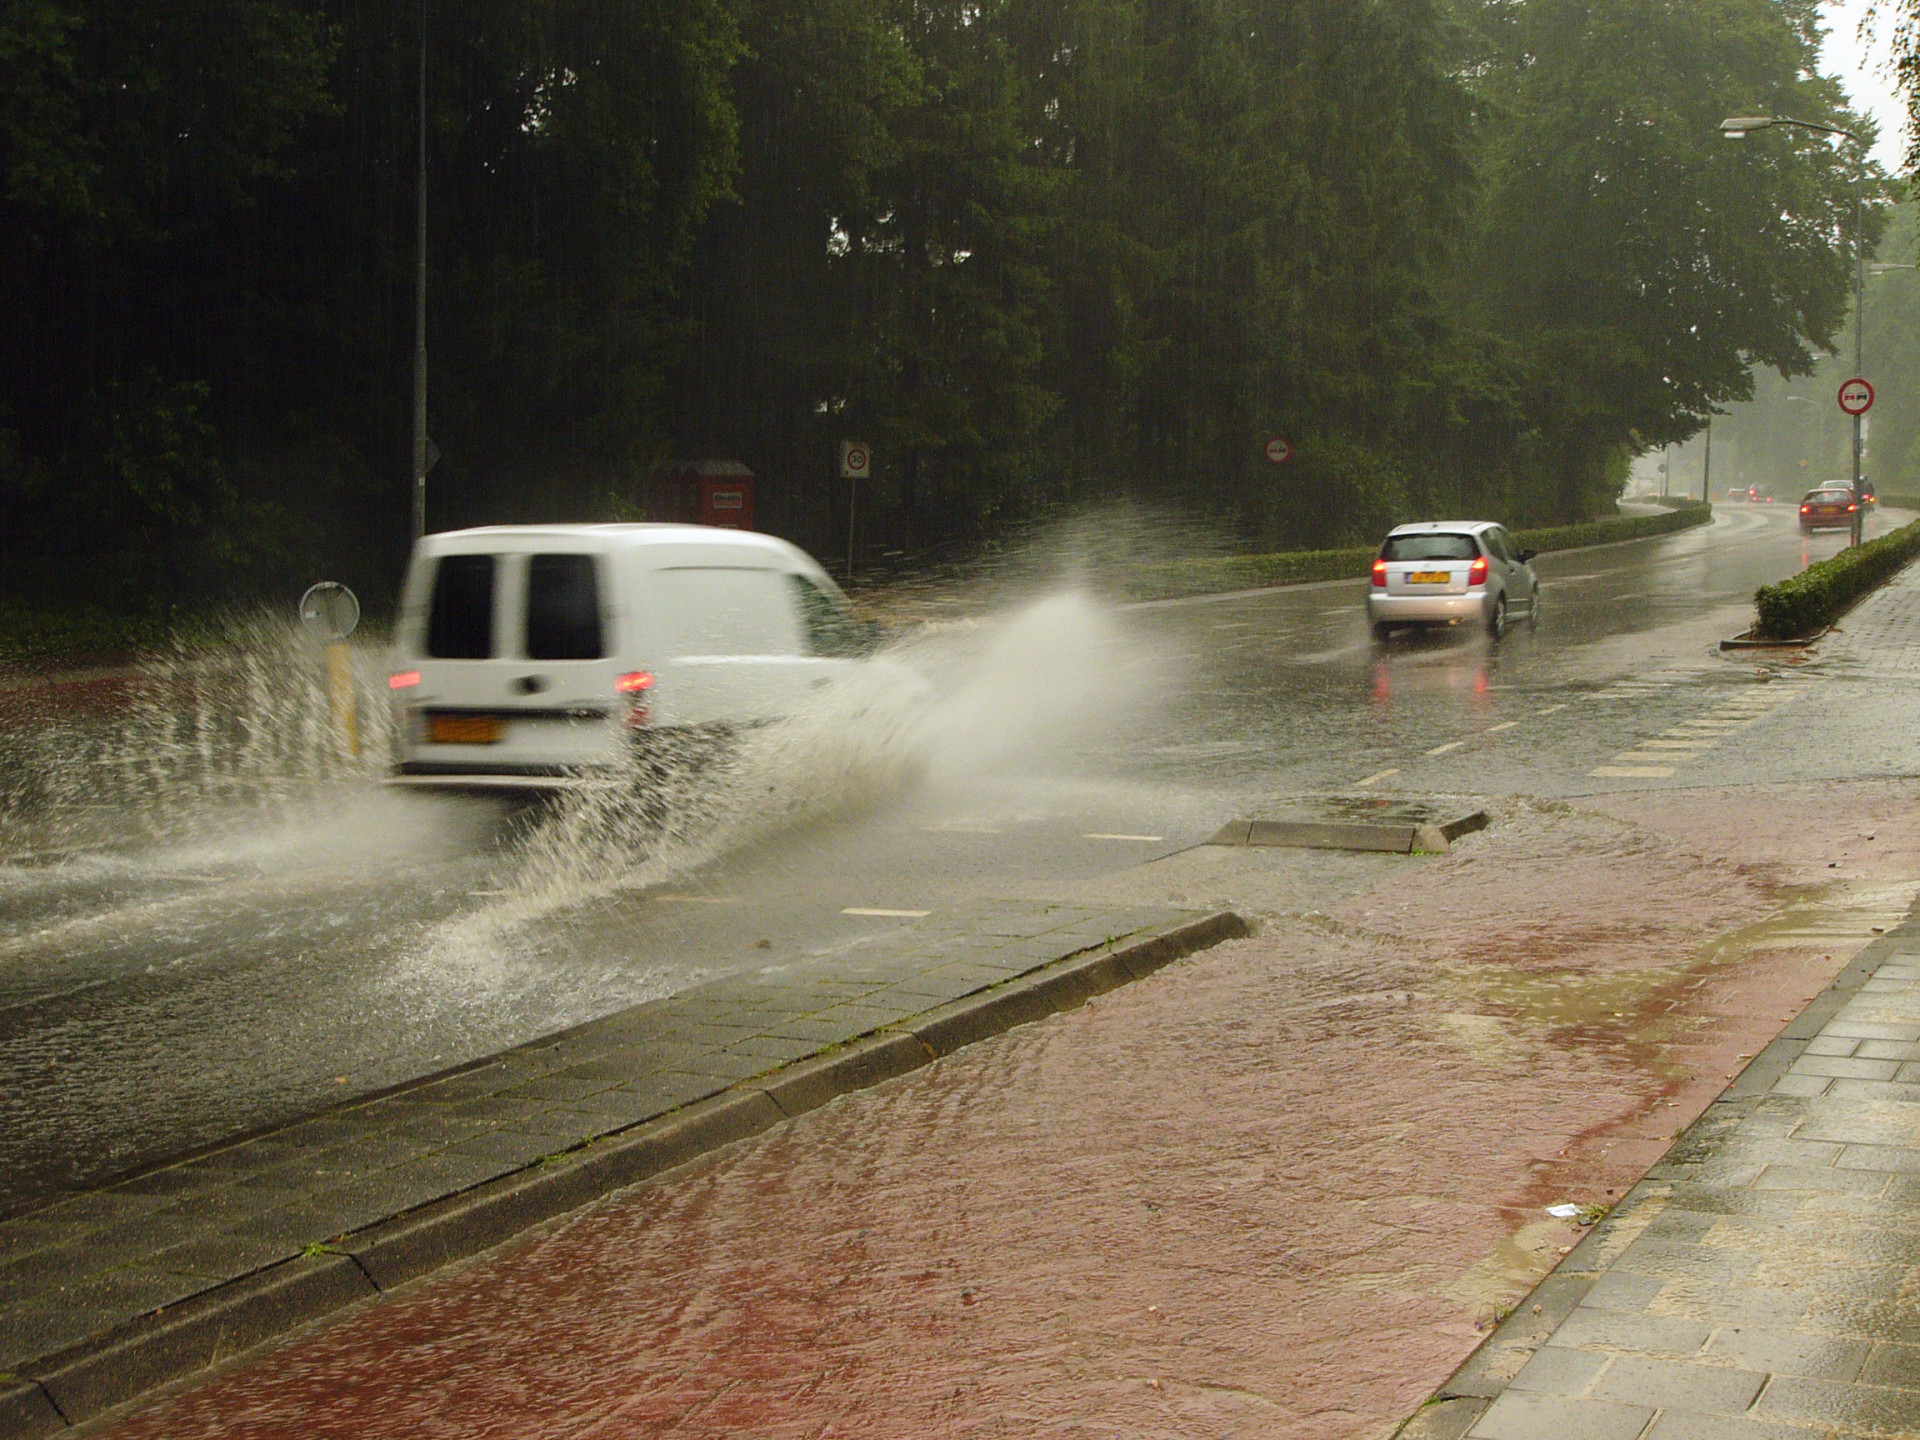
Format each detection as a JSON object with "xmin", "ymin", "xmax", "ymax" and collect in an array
[
  {"xmin": 1752, "ymin": 1163, "xmax": 1888, "ymax": 1196},
  {"xmin": 1642, "ymin": 1412, "xmax": 1813, "ymax": 1440},
  {"xmin": 1795, "ymin": 1111, "xmax": 1920, "ymax": 1147},
  {"xmin": 1755, "ymin": 1375, "xmax": 1920, "ymax": 1430},
  {"xmin": 1768, "ymin": 1072, "xmax": 1832, "ymax": 1098},
  {"xmin": 1858, "ymin": 1341, "xmax": 1920, "ymax": 1389},
  {"xmin": 1706, "ymin": 1325, "xmax": 1870, "ymax": 1380},
  {"xmin": 1551, "ymin": 1308, "xmax": 1711, "ymax": 1356},
  {"xmin": 1806, "ymin": 1035, "xmax": 1866, "ymax": 1057},
  {"xmin": 145, "ymin": 1229, "xmax": 294, "ymax": 1281},
  {"xmin": 439, "ymin": 1131, "xmax": 567, "ymax": 1171},
  {"xmin": 1790, "ymin": 1056, "xmax": 1903, "ymax": 1081},
  {"xmin": 1580, "ymin": 1268, "xmax": 1666, "ymax": 1312},
  {"xmin": 493, "ymin": 1072, "xmax": 624, "ymax": 1103},
  {"xmin": 1586, "ymin": 1353, "xmax": 1766, "ymax": 1414},
  {"xmin": 1835, "ymin": 1143, "xmax": 1920, "ymax": 1173},
  {"xmin": 0, "ymin": 1302, "xmax": 120, "ymax": 1370},
  {"xmin": 608, "ymin": 1071, "xmax": 730, "ymax": 1113},
  {"xmin": 57, "ymin": 1265, "xmax": 215, "ymax": 1317},
  {"xmin": 1827, "ymin": 1022, "xmax": 1920, "ymax": 1042},
  {"xmin": 0, "ymin": 1218, "xmax": 68, "ymax": 1264},
  {"xmin": 759, "ymin": 1016, "xmax": 874, "ymax": 1045},
  {"xmin": 1858, "ymin": 1040, "xmax": 1920, "ymax": 1061},
  {"xmin": 1468, "ymin": 1390, "xmax": 1653, "ymax": 1440},
  {"xmin": 725, "ymin": 1033, "xmax": 836, "ymax": 1064},
  {"xmin": 1506, "ymin": 1346, "xmax": 1609, "ymax": 1396}
]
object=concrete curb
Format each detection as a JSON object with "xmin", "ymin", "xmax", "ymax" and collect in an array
[
  {"xmin": 8, "ymin": 910, "xmax": 1247, "ymax": 1435},
  {"xmin": 1389, "ymin": 911, "xmax": 1918, "ymax": 1440}
]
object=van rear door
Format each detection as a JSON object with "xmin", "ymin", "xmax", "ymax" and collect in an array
[{"xmin": 400, "ymin": 547, "xmax": 620, "ymax": 771}]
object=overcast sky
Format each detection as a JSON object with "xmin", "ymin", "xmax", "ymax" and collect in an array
[{"xmin": 1821, "ymin": 0, "xmax": 1910, "ymax": 172}]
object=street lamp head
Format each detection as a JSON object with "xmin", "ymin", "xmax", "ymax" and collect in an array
[{"xmin": 1720, "ymin": 116, "xmax": 1775, "ymax": 139}]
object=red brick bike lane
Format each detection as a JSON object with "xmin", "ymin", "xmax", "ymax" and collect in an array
[{"xmin": 92, "ymin": 780, "xmax": 1920, "ymax": 1440}]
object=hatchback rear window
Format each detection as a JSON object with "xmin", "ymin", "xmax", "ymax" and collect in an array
[
  {"xmin": 1382, "ymin": 534, "xmax": 1480, "ymax": 562},
  {"xmin": 426, "ymin": 554, "xmax": 496, "ymax": 659},
  {"xmin": 1807, "ymin": 492, "xmax": 1849, "ymax": 503},
  {"xmin": 525, "ymin": 553, "xmax": 605, "ymax": 660}
]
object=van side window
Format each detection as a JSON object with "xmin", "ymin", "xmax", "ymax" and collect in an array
[
  {"xmin": 526, "ymin": 553, "xmax": 605, "ymax": 660},
  {"xmin": 426, "ymin": 554, "xmax": 496, "ymax": 659},
  {"xmin": 788, "ymin": 574, "xmax": 861, "ymax": 657},
  {"xmin": 657, "ymin": 569, "xmax": 804, "ymax": 656}
]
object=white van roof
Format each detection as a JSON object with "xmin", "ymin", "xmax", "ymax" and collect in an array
[{"xmin": 418, "ymin": 523, "xmax": 826, "ymax": 573}]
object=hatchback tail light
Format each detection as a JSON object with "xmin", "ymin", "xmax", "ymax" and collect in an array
[
  {"xmin": 1468, "ymin": 555, "xmax": 1488, "ymax": 585},
  {"xmin": 615, "ymin": 671, "xmax": 655, "ymax": 694},
  {"xmin": 1800, "ymin": 504, "xmax": 1811, "ymax": 514},
  {"xmin": 389, "ymin": 671, "xmax": 421, "ymax": 690},
  {"xmin": 1371, "ymin": 559, "xmax": 1387, "ymax": 588},
  {"xmin": 1848, "ymin": 502, "xmax": 1858, "ymax": 512}
]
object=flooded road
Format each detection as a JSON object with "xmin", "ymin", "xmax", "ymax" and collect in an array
[{"xmin": 0, "ymin": 503, "xmax": 1898, "ymax": 1216}]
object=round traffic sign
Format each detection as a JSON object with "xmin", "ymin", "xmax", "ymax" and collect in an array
[
  {"xmin": 1839, "ymin": 378, "xmax": 1875, "ymax": 416},
  {"xmin": 299, "ymin": 582, "xmax": 360, "ymax": 642},
  {"xmin": 1264, "ymin": 437, "xmax": 1293, "ymax": 465}
]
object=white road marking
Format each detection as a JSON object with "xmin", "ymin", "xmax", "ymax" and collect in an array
[
  {"xmin": 843, "ymin": 907, "xmax": 932, "ymax": 918},
  {"xmin": 1590, "ymin": 765, "xmax": 1675, "ymax": 778},
  {"xmin": 1613, "ymin": 752, "xmax": 1686, "ymax": 764},
  {"xmin": 1484, "ymin": 721, "xmax": 1519, "ymax": 733},
  {"xmin": 1355, "ymin": 768, "xmax": 1401, "ymax": 787},
  {"xmin": 1083, "ymin": 833, "xmax": 1164, "ymax": 842},
  {"xmin": 1637, "ymin": 739, "xmax": 1718, "ymax": 750},
  {"xmin": 1426, "ymin": 740, "xmax": 1467, "ymax": 756},
  {"xmin": 1535, "ymin": 704, "xmax": 1569, "ymax": 716}
]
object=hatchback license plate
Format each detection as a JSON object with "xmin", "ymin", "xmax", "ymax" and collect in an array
[
  {"xmin": 1408, "ymin": 570, "xmax": 1450, "ymax": 584},
  {"xmin": 429, "ymin": 714, "xmax": 504, "ymax": 744}
]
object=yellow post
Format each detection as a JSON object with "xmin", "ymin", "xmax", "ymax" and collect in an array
[{"xmin": 326, "ymin": 642, "xmax": 360, "ymax": 758}]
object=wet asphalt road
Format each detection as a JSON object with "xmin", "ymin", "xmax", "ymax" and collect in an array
[{"xmin": 0, "ymin": 502, "xmax": 1900, "ymax": 1217}]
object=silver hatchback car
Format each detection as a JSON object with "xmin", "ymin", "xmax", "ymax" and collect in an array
[{"xmin": 1367, "ymin": 521, "xmax": 1539, "ymax": 641}]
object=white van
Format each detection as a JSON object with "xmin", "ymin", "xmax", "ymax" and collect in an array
[{"xmin": 387, "ymin": 524, "xmax": 869, "ymax": 782}]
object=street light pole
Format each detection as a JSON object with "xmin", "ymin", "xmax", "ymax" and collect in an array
[
  {"xmin": 410, "ymin": 0, "xmax": 429, "ymax": 543},
  {"xmin": 1720, "ymin": 113, "xmax": 1867, "ymax": 544}
]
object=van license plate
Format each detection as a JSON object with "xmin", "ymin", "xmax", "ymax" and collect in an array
[
  {"xmin": 1409, "ymin": 570, "xmax": 1450, "ymax": 584},
  {"xmin": 429, "ymin": 714, "xmax": 504, "ymax": 744}
]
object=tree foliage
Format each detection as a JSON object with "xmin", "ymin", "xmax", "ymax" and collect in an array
[{"xmin": 0, "ymin": 0, "xmax": 1889, "ymax": 610}]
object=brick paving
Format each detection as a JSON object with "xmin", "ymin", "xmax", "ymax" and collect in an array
[{"xmin": 0, "ymin": 900, "xmax": 1190, "ymax": 1393}]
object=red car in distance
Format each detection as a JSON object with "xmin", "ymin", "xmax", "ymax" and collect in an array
[{"xmin": 1799, "ymin": 486, "xmax": 1856, "ymax": 533}]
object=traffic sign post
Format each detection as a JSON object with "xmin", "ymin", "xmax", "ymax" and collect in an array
[
  {"xmin": 1839, "ymin": 380, "xmax": 1873, "ymax": 545},
  {"xmin": 299, "ymin": 582, "xmax": 362, "ymax": 760},
  {"xmin": 1264, "ymin": 437, "xmax": 1293, "ymax": 465},
  {"xmin": 839, "ymin": 441, "xmax": 871, "ymax": 583}
]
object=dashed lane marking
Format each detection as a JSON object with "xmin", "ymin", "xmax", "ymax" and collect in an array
[
  {"xmin": 843, "ymin": 907, "xmax": 932, "ymax": 918},
  {"xmin": 1484, "ymin": 721, "xmax": 1519, "ymax": 733},
  {"xmin": 1590, "ymin": 765, "xmax": 1676, "ymax": 778},
  {"xmin": 1426, "ymin": 740, "xmax": 1467, "ymax": 756},
  {"xmin": 1083, "ymin": 833, "xmax": 1165, "ymax": 842},
  {"xmin": 1535, "ymin": 704, "xmax": 1569, "ymax": 716},
  {"xmin": 1355, "ymin": 768, "xmax": 1401, "ymax": 787}
]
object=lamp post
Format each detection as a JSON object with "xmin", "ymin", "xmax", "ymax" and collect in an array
[
  {"xmin": 1721, "ymin": 114, "xmax": 1866, "ymax": 543},
  {"xmin": 411, "ymin": 0, "xmax": 429, "ymax": 542}
]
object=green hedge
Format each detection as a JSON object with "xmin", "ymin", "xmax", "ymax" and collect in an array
[
  {"xmin": 1753, "ymin": 515, "xmax": 1920, "ymax": 638},
  {"xmin": 1128, "ymin": 502, "xmax": 1712, "ymax": 601}
]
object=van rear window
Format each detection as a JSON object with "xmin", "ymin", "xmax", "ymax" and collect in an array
[
  {"xmin": 526, "ymin": 553, "xmax": 605, "ymax": 660},
  {"xmin": 1382, "ymin": 534, "xmax": 1479, "ymax": 562},
  {"xmin": 426, "ymin": 555, "xmax": 496, "ymax": 659}
]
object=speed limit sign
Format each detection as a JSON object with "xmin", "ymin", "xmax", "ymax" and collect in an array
[
  {"xmin": 839, "ymin": 441, "xmax": 871, "ymax": 479},
  {"xmin": 1839, "ymin": 378, "xmax": 1875, "ymax": 416}
]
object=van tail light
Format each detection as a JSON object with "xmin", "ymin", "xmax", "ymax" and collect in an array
[
  {"xmin": 389, "ymin": 671, "xmax": 421, "ymax": 690},
  {"xmin": 1469, "ymin": 555, "xmax": 1488, "ymax": 585},
  {"xmin": 1371, "ymin": 559, "xmax": 1387, "ymax": 588},
  {"xmin": 617, "ymin": 671, "xmax": 654, "ymax": 728}
]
